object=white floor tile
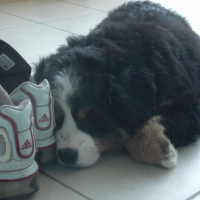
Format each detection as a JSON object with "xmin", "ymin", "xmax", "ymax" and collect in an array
[
  {"xmin": 41, "ymin": 141, "xmax": 200, "ymax": 200},
  {"xmin": 163, "ymin": 0, "xmax": 200, "ymax": 26},
  {"xmin": 0, "ymin": 11, "xmax": 35, "ymax": 29},
  {"xmin": 192, "ymin": 25, "xmax": 200, "ymax": 36},
  {"xmin": 62, "ymin": 0, "xmax": 131, "ymax": 12},
  {"xmin": 62, "ymin": 0, "xmax": 170, "ymax": 12},
  {"xmin": 0, "ymin": 24, "xmax": 71, "ymax": 65},
  {"xmin": 20, "ymin": 173, "xmax": 86, "ymax": 200},
  {"xmin": 0, "ymin": 0, "xmax": 100, "ymax": 23},
  {"xmin": 44, "ymin": 12, "xmax": 108, "ymax": 35}
]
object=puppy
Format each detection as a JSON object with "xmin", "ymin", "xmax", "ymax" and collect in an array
[{"xmin": 34, "ymin": 1, "xmax": 200, "ymax": 168}]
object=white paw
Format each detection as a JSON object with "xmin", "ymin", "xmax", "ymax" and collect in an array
[{"xmin": 161, "ymin": 144, "xmax": 178, "ymax": 169}]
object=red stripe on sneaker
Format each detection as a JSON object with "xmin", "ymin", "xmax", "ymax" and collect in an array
[
  {"xmin": 21, "ymin": 89, "xmax": 52, "ymax": 131},
  {"xmin": 38, "ymin": 142, "xmax": 56, "ymax": 150},
  {"xmin": 0, "ymin": 112, "xmax": 35, "ymax": 159}
]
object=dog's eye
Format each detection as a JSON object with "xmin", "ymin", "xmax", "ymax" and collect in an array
[{"xmin": 77, "ymin": 107, "xmax": 91, "ymax": 119}]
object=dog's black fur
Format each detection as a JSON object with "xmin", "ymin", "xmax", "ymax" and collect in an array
[{"xmin": 34, "ymin": 1, "xmax": 200, "ymax": 149}]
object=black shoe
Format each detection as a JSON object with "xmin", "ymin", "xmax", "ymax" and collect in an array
[{"xmin": 0, "ymin": 40, "xmax": 31, "ymax": 94}]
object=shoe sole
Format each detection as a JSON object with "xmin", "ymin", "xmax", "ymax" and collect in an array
[
  {"xmin": 0, "ymin": 170, "xmax": 39, "ymax": 199},
  {"xmin": 35, "ymin": 142, "xmax": 56, "ymax": 164}
]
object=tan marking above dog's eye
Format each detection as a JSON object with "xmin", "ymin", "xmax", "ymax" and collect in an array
[{"xmin": 78, "ymin": 107, "xmax": 91, "ymax": 119}]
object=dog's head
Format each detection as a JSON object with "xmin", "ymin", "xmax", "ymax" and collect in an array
[
  {"xmin": 35, "ymin": 44, "xmax": 157, "ymax": 168},
  {"xmin": 51, "ymin": 69, "xmax": 126, "ymax": 167}
]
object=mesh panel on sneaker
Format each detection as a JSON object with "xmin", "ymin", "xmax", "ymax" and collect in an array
[{"xmin": 0, "ymin": 134, "xmax": 6, "ymax": 156}]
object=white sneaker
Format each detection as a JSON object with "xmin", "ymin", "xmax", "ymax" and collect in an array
[
  {"xmin": 10, "ymin": 79, "xmax": 56, "ymax": 164},
  {"xmin": 0, "ymin": 89, "xmax": 39, "ymax": 199}
]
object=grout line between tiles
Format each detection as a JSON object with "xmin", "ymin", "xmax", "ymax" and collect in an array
[
  {"xmin": 0, "ymin": 10, "xmax": 106, "ymax": 31},
  {"xmin": 40, "ymin": 12, "xmax": 106, "ymax": 24},
  {"xmin": 0, "ymin": 0, "xmax": 27, "ymax": 4},
  {"xmin": 0, "ymin": 20, "xmax": 78, "ymax": 36},
  {"xmin": 0, "ymin": 23, "xmax": 40, "ymax": 31},
  {"xmin": 58, "ymin": 0, "xmax": 107, "ymax": 12},
  {"xmin": 0, "ymin": 10, "xmax": 38, "ymax": 23},
  {"xmin": 0, "ymin": 11, "xmax": 104, "ymax": 33},
  {"xmin": 40, "ymin": 170, "xmax": 93, "ymax": 200},
  {"xmin": 185, "ymin": 191, "xmax": 200, "ymax": 200},
  {"xmin": 40, "ymin": 23, "xmax": 79, "ymax": 35}
]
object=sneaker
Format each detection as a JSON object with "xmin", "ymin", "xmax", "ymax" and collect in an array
[
  {"xmin": 10, "ymin": 79, "xmax": 56, "ymax": 164},
  {"xmin": 0, "ymin": 86, "xmax": 39, "ymax": 199}
]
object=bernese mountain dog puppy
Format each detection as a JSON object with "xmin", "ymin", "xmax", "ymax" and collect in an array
[{"xmin": 34, "ymin": 1, "xmax": 200, "ymax": 168}]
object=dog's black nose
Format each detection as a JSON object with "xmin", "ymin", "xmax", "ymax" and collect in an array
[{"xmin": 57, "ymin": 148, "xmax": 78, "ymax": 165}]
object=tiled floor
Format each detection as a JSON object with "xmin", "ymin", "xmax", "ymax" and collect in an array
[{"xmin": 1, "ymin": 0, "xmax": 200, "ymax": 199}]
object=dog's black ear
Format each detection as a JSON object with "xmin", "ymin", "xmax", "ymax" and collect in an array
[{"xmin": 107, "ymin": 70, "xmax": 157, "ymax": 129}]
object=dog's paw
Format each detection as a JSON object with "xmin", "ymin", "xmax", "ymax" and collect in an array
[
  {"xmin": 124, "ymin": 116, "xmax": 179, "ymax": 169},
  {"xmin": 160, "ymin": 143, "xmax": 178, "ymax": 169}
]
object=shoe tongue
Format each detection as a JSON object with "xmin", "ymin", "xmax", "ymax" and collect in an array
[{"xmin": 0, "ymin": 85, "xmax": 14, "ymax": 106}]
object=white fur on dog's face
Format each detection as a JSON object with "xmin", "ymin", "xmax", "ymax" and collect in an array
[{"xmin": 52, "ymin": 71, "xmax": 100, "ymax": 167}]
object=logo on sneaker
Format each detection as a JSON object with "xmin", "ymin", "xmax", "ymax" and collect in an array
[
  {"xmin": 21, "ymin": 139, "xmax": 32, "ymax": 150},
  {"xmin": 38, "ymin": 114, "xmax": 50, "ymax": 123}
]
